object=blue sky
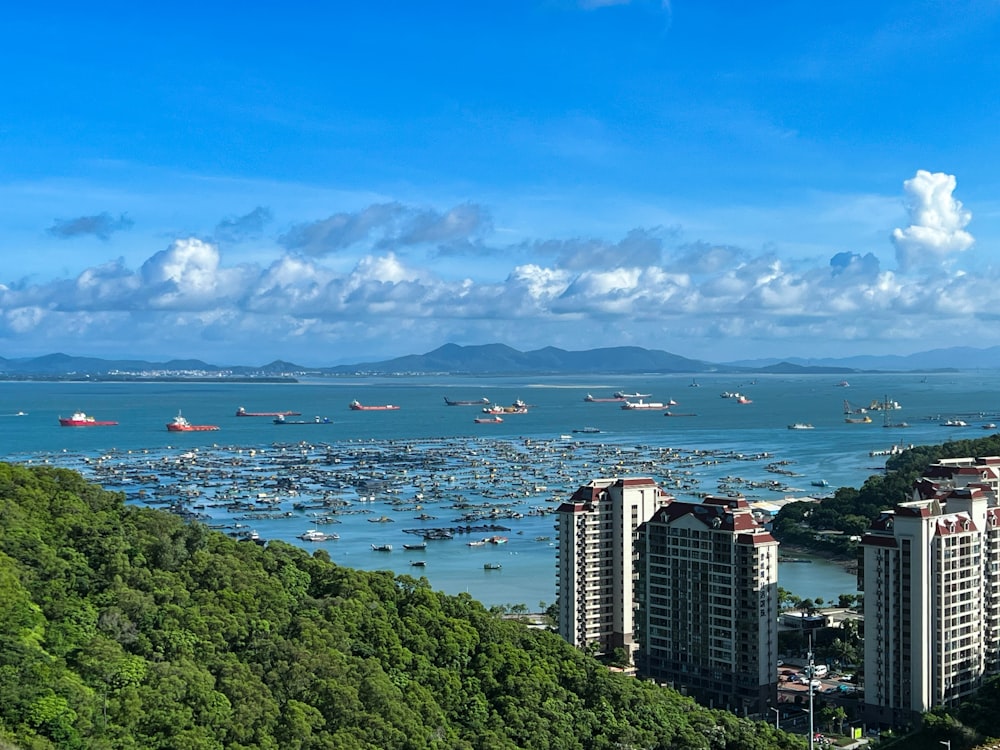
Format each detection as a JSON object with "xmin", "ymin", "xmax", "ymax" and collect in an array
[{"xmin": 2, "ymin": 1, "xmax": 999, "ymax": 366}]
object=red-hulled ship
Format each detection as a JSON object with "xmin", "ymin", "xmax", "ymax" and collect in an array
[
  {"xmin": 349, "ymin": 400, "xmax": 401, "ymax": 411},
  {"xmin": 166, "ymin": 412, "xmax": 220, "ymax": 432},
  {"xmin": 58, "ymin": 411, "xmax": 118, "ymax": 427},
  {"xmin": 235, "ymin": 406, "xmax": 302, "ymax": 417}
]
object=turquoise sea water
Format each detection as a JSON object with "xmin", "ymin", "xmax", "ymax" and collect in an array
[{"xmin": 2, "ymin": 371, "xmax": 998, "ymax": 608}]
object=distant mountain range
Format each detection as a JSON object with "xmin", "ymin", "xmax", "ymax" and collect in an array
[{"xmin": 3, "ymin": 343, "xmax": 997, "ymax": 377}]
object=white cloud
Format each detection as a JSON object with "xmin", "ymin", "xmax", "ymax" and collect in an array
[
  {"xmin": 891, "ymin": 170, "xmax": 974, "ymax": 271},
  {"xmin": 140, "ymin": 238, "xmax": 252, "ymax": 309},
  {"xmin": 0, "ymin": 180, "xmax": 997, "ymax": 363},
  {"xmin": 278, "ymin": 202, "xmax": 491, "ymax": 257}
]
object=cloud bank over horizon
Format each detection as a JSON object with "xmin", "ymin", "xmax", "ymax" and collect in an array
[{"xmin": 0, "ymin": 170, "xmax": 989, "ymax": 366}]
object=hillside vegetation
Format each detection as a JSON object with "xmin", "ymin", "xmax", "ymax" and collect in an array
[{"xmin": 0, "ymin": 463, "xmax": 801, "ymax": 749}]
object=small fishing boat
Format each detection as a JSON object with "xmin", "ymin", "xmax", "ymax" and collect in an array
[
  {"xmin": 371, "ymin": 543, "xmax": 393, "ymax": 551},
  {"xmin": 298, "ymin": 529, "xmax": 338, "ymax": 542},
  {"xmin": 484, "ymin": 562, "xmax": 503, "ymax": 570}
]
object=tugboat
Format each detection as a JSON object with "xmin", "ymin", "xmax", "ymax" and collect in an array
[
  {"xmin": 166, "ymin": 412, "xmax": 220, "ymax": 432},
  {"xmin": 58, "ymin": 411, "xmax": 118, "ymax": 427}
]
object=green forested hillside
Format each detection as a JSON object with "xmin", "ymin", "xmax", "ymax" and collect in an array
[{"xmin": 0, "ymin": 463, "xmax": 802, "ymax": 749}]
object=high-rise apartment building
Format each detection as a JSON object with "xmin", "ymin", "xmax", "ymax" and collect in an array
[
  {"xmin": 555, "ymin": 477, "xmax": 670, "ymax": 653},
  {"xmin": 634, "ymin": 495, "xmax": 779, "ymax": 714},
  {"xmin": 861, "ymin": 455, "xmax": 1000, "ymax": 727}
]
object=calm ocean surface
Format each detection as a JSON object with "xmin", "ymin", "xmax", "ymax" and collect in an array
[{"xmin": 2, "ymin": 371, "xmax": 998, "ymax": 608}]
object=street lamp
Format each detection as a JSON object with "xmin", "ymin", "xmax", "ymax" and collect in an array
[
  {"xmin": 808, "ymin": 636, "xmax": 815, "ymax": 750},
  {"xmin": 770, "ymin": 706, "xmax": 780, "ymax": 730}
]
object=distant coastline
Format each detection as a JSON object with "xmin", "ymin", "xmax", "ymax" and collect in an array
[
  {"xmin": 0, "ymin": 375, "xmax": 298, "ymax": 383},
  {"xmin": 0, "ymin": 342, "xmax": 984, "ymax": 379}
]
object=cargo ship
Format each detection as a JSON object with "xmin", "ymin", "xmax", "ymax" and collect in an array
[
  {"xmin": 584, "ymin": 393, "xmax": 626, "ymax": 402},
  {"xmin": 235, "ymin": 406, "xmax": 302, "ymax": 417},
  {"xmin": 443, "ymin": 396, "xmax": 491, "ymax": 406},
  {"xmin": 349, "ymin": 400, "xmax": 401, "ymax": 411},
  {"xmin": 273, "ymin": 414, "xmax": 332, "ymax": 424},
  {"xmin": 166, "ymin": 412, "xmax": 220, "ymax": 432},
  {"xmin": 58, "ymin": 411, "xmax": 118, "ymax": 427},
  {"xmin": 620, "ymin": 400, "xmax": 666, "ymax": 410}
]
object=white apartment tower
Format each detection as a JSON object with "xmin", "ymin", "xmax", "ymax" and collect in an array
[
  {"xmin": 555, "ymin": 477, "xmax": 670, "ymax": 653},
  {"xmin": 634, "ymin": 495, "xmax": 780, "ymax": 715},
  {"xmin": 861, "ymin": 480, "xmax": 1000, "ymax": 727}
]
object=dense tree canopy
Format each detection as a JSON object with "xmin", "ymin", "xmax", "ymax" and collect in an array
[{"xmin": 0, "ymin": 463, "xmax": 803, "ymax": 749}]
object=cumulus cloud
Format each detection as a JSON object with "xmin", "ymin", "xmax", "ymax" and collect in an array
[
  {"xmin": 214, "ymin": 206, "xmax": 273, "ymax": 243},
  {"xmin": 48, "ymin": 212, "xmax": 134, "ymax": 241},
  {"xmin": 669, "ymin": 241, "xmax": 749, "ymax": 275},
  {"xmin": 891, "ymin": 170, "xmax": 973, "ymax": 272},
  {"xmin": 829, "ymin": 251, "xmax": 881, "ymax": 277},
  {"xmin": 532, "ymin": 227, "xmax": 666, "ymax": 271},
  {"xmin": 3, "ymin": 181, "xmax": 997, "ymax": 363},
  {"xmin": 139, "ymin": 238, "xmax": 254, "ymax": 309}
]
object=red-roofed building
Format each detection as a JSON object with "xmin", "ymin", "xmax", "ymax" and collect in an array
[
  {"xmin": 862, "ymin": 467, "xmax": 1000, "ymax": 728},
  {"xmin": 555, "ymin": 477, "xmax": 670, "ymax": 654},
  {"xmin": 634, "ymin": 494, "xmax": 779, "ymax": 715}
]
